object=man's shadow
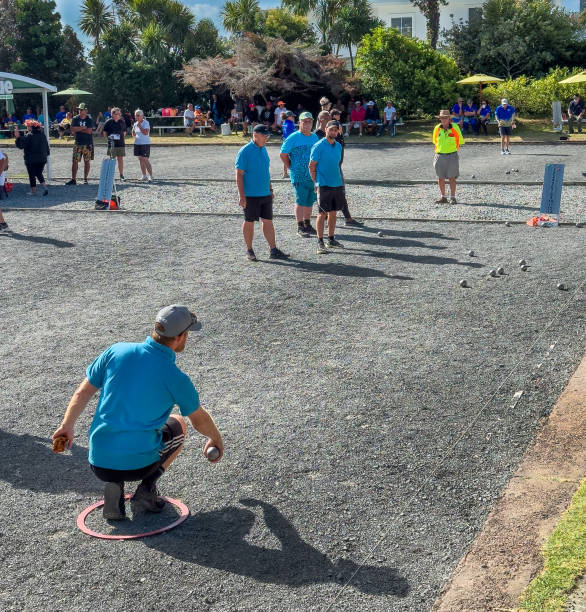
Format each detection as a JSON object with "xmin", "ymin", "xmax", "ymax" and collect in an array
[
  {"xmin": 0, "ymin": 231, "xmax": 74, "ymax": 248},
  {"xmin": 146, "ymin": 498, "xmax": 409, "ymax": 596},
  {"xmin": 0, "ymin": 430, "xmax": 98, "ymax": 494}
]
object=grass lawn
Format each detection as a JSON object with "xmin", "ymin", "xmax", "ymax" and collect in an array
[
  {"xmin": 516, "ymin": 478, "xmax": 586, "ymax": 612},
  {"xmin": 2, "ymin": 118, "xmax": 580, "ymax": 148}
]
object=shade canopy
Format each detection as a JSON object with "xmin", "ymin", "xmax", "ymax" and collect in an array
[
  {"xmin": 558, "ymin": 71, "xmax": 586, "ymax": 84},
  {"xmin": 457, "ymin": 74, "xmax": 504, "ymax": 85},
  {"xmin": 53, "ymin": 88, "xmax": 93, "ymax": 96}
]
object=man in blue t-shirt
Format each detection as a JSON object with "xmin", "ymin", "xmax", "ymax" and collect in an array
[
  {"xmin": 494, "ymin": 98, "xmax": 516, "ymax": 155},
  {"xmin": 309, "ymin": 120, "xmax": 345, "ymax": 254},
  {"xmin": 280, "ymin": 111, "xmax": 319, "ymax": 237},
  {"xmin": 52, "ymin": 305, "xmax": 224, "ymax": 520},
  {"xmin": 235, "ymin": 124, "xmax": 290, "ymax": 262},
  {"xmin": 451, "ymin": 98, "xmax": 465, "ymax": 129},
  {"xmin": 462, "ymin": 99, "xmax": 478, "ymax": 134}
]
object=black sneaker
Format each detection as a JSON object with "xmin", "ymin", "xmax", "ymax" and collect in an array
[
  {"xmin": 297, "ymin": 226, "xmax": 310, "ymax": 238},
  {"xmin": 246, "ymin": 249, "xmax": 258, "ymax": 262},
  {"xmin": 305, "ymin": 224, "xmax": 317, "ymax": 236},
  {"xmin": 344, "ymin": 218, "xmax": 364, "ymax": 227},
  {"xmin": 317, "ymin": 240, "xmax": 328, "ymax": 254},
  {"xmin": 0, "ymin": 222, "xmax": 9, "ymax": 232},
  {"xmin": 95, "ymin": 201, "xmax": 109, "ymax": 210},
  {"xmin": 130, "ymin": 483, "xmax": 166, "ymax": 514},
  {"xmin": 103, "ymin": 482, "xmax": 126, "ymax": 520},
  {"xmin": 65, "ymin": 179, "xmax": 76, "ymax": 186},
  {"xmin": 269, "ymin": 247, "xmax": 290, "ymax": 260},
  {"xmin": 327, "ymin": 237, "xmax": 344, "ymax": 249},
  {"xmin": 43, "ymin": 187, "xmax": 48, "ymax": 196}
]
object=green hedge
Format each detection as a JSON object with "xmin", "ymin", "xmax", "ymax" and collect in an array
[{"xmin": 481, "ymin": 67, "xmax": 586, "ymax": 115}]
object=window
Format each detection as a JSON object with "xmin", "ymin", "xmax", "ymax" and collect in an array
[
  {"xmin": 468, "ymin": 7, "xmax": 482, "ymax": 23},
  {"xmin": 391, "ymin": 17, "xmax": 413, "ymax": 37}
]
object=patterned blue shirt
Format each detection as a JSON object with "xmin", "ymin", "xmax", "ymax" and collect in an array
[{"xmin": 281, "ymin": 131, "xmax": 319, "ymax": 184}]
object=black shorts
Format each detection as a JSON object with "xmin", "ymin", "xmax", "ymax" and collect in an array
[
  {"xmin": 244, "ymin": 195, "xmax": 273, "ymax": 222},
  {"xmin": 317, "ymin": 186, "xmax": 345, "ymax": 213},
  {"xmin": 90, "ymin": 416, "xmax": 185, "ymax": 483},
  {"xmin": 499, "ymin": 126, "xmax": 512, "ymax": 136},
  {"xmin": 134, "ymin": 144, "xmax": 151, "ymax": 158}
]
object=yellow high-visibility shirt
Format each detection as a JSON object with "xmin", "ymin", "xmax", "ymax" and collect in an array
[{"xmin": 432, "ymin": 123, "xmax": 464, "ymax": 154}]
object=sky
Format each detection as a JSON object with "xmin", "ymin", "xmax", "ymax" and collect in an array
[{"xmin": 56, "ymin": 0, "xmax": 582, "ymax": 50}]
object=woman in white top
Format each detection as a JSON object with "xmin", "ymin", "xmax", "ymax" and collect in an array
[{"xmin": 132, "ymin": 109, "xmax": 153, "ymax": 181}]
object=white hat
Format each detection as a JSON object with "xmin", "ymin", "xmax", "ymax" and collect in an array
[
  {"xmin": 367, "ymin": 100, "xmax": 375, "ymax": 106},
  {"xmin": 501, "ymin": 98, "xmax": 508, "ymax": 104}
]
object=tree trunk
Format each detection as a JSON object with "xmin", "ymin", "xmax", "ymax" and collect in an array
[
  {"xmin": 427, "ymin": 0, "xmax": 440, "ymax": 49},
  {"xmin": 348, "ymin": 45, "xmax": 354, "ymax": 74}
]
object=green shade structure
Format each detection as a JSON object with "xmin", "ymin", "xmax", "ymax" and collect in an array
[
  {"xmin": 52, "ymin": 88, "xmax": 93, "ymax": 96},
  {"xmin": 558, "ymin": 71, "xmax": 586, "ymax": 84}
]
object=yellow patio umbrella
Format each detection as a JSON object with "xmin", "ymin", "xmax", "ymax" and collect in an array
[
  {"xmin": 457, "ymin": 74, "xmax": 504, "ymax": 95},
  {"xmin": 558, "ymin": 71, "xmax": 586, "ymax": 84}
]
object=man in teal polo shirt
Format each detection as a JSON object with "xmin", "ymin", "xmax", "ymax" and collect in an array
[
  {"xmin": 309, "ymin": 120, "xmax": 345, "ymax": 254},
  {"xmin": 235, "ymin": 124, "xmax": 290, "ymax": 262},
  {"xmin": 280, "ymin": 111, "xmax": 319, "ymax": 238},
  {"xmin": 52, "ymin": 304, "xmax": 224, "ymax": 520}
]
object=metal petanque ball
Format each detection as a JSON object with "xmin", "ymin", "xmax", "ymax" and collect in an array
[
  {"xmin": 518, "ymin": 259, "xmax": 526, "ymax": 266},
  {"xmin": 468, "ymin": 250, "xmax": 475, "ymax": 257},
  {"xmin": 557, "ymin": 283, "xmax": 567, "ymax": 291},
  {"xmin": 489, "ymin": 269, "xmax": 498, "ymax": 277},
  {"xmin": 521, "ymin": 265, "xmax": 528, "ymax": 272},
  {"xmin": 459, "ymin": 279, "xmax": 468, "ymax": 288},
  {"xmin": 505, "ymin": 170, "xmax": 511, "ymax": 175},
  {"xmin": 471, "ymin": 175, "xmax": 476, "ymax": 179},
  {"xmin": 576, "ymin": 223, "xmax": 584, "ymax": 228},
  {"xmin": 206, "ymin": 446, "xmax": 220, "ymax": 461},
  {"xmin": 497, "ymin": 267, "xmax": 505, "ymax": 275},
  {"xmin": 505, "ymin": 222, "xmax": 511, "ymax": 227},
  {"xmin": 377, "ymin": 231, "xmax": 384, "ymax": 237}
]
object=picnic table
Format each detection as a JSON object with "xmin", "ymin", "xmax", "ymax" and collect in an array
[{"xmin": 146, "ymin": 115, "xmax": 213, "ymax": 136}]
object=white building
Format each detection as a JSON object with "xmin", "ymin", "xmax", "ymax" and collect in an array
[{"xmin": 370, "ymin": 0, "xmax": 566, "ymax": 43}]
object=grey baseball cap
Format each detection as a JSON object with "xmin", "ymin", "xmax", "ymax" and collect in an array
[{"xmin": 155, "ymin": 304, "xmax": 201, "ymax": 337}]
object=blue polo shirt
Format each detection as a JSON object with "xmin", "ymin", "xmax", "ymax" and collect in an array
[
  {"xmin": 86, "ymin": 336, "xmax": 200, "ymax": 470},
  {"xmin": 479, "ymin": 104, "xmax": 491, "ymax": 117},
  {"xmin": 495, "ymin": 105, "xmax": 515, "ymax": 121},
  {"xmin": 235, "ymin": 140, "xmax": 271, "ymax": 197},
  {"xmin": 310, "ymin": 138, "xmax": 343, "ymax": 187},
  {"xmin": 281, "ymin": 130, "xmax": 319, "ymax": 184}
]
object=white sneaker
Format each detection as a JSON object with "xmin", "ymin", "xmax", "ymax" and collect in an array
[
  {"xmin": 505, "ymin": 149, "xmax": 511, "ymax": 155},
  {"xmin": 501, "ymin": 150, "xmax": 506, "ymax": 155},
  {"xmin": 148, "ymin": 175, "xmax": 153, "ymax": 182},
  {"xmin": 141, "ymin": 175, "xmax": 148, "ymax": 182}
]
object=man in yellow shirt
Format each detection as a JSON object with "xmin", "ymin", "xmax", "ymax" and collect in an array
[{"xmin": 432, "ymin": 109, "xmax": 465, "ymax": 204}]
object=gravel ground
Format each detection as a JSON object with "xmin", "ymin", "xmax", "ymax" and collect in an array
[
  {"xmin": 3, "ymin": 142, "xmax": 586, "ymax": 183},
  {"xmin": 0, "ymin": 211, "xmax": 585, "ymax": 611},
  {"xmin": 3, "ymin": 180, "xmax": 586, "ymax": 224}
]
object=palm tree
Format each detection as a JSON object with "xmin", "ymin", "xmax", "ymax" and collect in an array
[
  {"xmin": 79, "ymin": 0, "xmax": 115, "ymax": 49},
  {"xmin": 221, "ymin": 0, "xmax": 262, "ymax": 35}
]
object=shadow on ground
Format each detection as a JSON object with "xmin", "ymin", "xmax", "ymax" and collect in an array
[
  {"xmin": 0, "ymin": 231, "xmax": 74, "ymax": 248},
  {"xmin": 146, "ymin": 498, "xmax": 409, "ymax": 596},
  {"xmin": 267, "ymin": 258, "xmax": 412, "ymax": 279},
  {"xmin": 0, "ymin": 430, "xmax": 98, "ymax": 494}
]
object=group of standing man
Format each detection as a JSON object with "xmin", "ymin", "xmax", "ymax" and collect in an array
[{"xmin": 235, "ymin": 109, "xmax": 364, "ymax": 260}]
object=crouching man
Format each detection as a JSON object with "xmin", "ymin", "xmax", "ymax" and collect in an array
[{"xmin": 52, "ymin": 304, "xmax": 224, "ymax": 520}]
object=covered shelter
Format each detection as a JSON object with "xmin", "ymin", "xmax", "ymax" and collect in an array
[{"xmin": 0, "ymin": 72, "xmax": 57, "ymax": 179}]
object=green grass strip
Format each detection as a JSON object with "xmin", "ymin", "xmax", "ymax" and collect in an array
[{"xmin": 518, "ymin": 477, "xmax": 586, "ymax": 611}]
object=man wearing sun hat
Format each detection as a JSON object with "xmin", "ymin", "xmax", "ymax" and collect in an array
[
  {"xmin": 52, "ymin": 305, "xmax": 224, "ymax": 520},
  {"xmin": 65, "ymin": 102, "xmax": 94, "ymax": 185},
  {"xmin": 432, "ymin": 109, "xmax": 465, "ymax": 204},
  {"xmin": 494, "ymin": 98, "xmax": 516, "ymax": 155}
]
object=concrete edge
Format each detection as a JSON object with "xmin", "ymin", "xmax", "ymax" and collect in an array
[{"xmin": 432, "ymin": 350, "xmax": 586, "ymax": 611}]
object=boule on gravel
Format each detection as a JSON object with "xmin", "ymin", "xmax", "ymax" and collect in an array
[
  {"xmin": 497, "ymin": 267, "xmax": 505, "ymax": 275},
  {"xmin": 468, "ymin": 250, "xmax": 475, "ymax": 257},
  {"xmin": 459, "ymin": 279, "xmax": 469, "ymax": 288},
  {"xmin": 521, "ymin": 265, "xmax": 528, "ymax": 271},
  {"xmin": 377, "ymin": 231, "xmax": 384, "ymax": 237},
  {"xmin": 489, "ymin": 269, "xmax": 498, "ymax": 277},
  {"xmin": 518, "ymin": 259, "xmax": 526, "ymax": 266},
  {"xmin": 557, "ymin": 283, "xmax": 567, "ymax": 291}
]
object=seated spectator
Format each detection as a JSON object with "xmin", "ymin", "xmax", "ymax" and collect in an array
[
  {"xmin": 463, "ymin": 98, "xmax": 478, "ymax": 134},
  {"xmin": 242, "ymin": 103, "xmax": 258, "ymax": 137},
  {"xmin": 183, "ymin": 103, "xmax": 196, "ymax": 135},
  {"xmin": 55, "ymin": 105, "xmax": 67, "ymax": 124},
  {"xmin": 37, "ymin": 111, "xmax": 50, "ymax": 127},
  {"xmin": 205, "ymin": 110, "xmax": 216, "ymax": 132},
  {"xmin": 364, "ymin": 100, "xmax": 379, "ymax": 135},
  {"xmin": 478, "ymin": 100, "xmax": 491, "ymax": 135},
  {"xmin": 193, "ymin": 106, "xmax": 206, "ymax": 125},
  {"xmin": 281, "ymin": 110, "xmax": 296, "ymax": 140},
  {"xmin": 568, "ymin": 93, "xmax": 584, "ymax": 134},
  {"xmin": 230, "ymin": 105, "xmax": 242, "ymax": 133},
  {"xmin": 451, "ymin": 97, "xmax": 464, "ymax": 130},
  {"xmin": 378, "ymin": 100, "xmax": 397, "ymax": 136},
  {"xmin": 58, "ymin": 112, "xmax": 73, "ymax": 139},
  {"xmin": 347, "ymin": 100, "xmax": 365, "ymax": 136},
  {"xmin": 23, "ymin": 107, "xmax": 36, "ymax": 122},
  {"xmin": 5, "ymin": 113, "xmax": 20, "ymax": 126},
  {"xmin": 274, "ymin": 101, "xmax": 288, "ymax": 132},
  {"xmin": 260, "ymin": 101, "xmax": 275, "ymax": 129}
]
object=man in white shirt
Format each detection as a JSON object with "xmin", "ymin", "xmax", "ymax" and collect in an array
[
  {"xmin": 0, "ymin": 148, "xmax": 9, "ymax": 231},
  {"xmin": 183, "ymin": 103, "xmax": 196, "ymax": 135},
  {"xmin": 273, "ymin": 101, "xmax": 288, "ymax": 131},
  {"xmin": 378, "ymin": 101, "xmax": 397, "ymax": 136},
  {"xmin": 132, "ymin": 109, "xmax": 153, "ymax": 182}
]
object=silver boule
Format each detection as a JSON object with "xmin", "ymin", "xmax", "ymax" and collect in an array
[
  {"xmin": 459, "ymin": 279, "xmax": 468, "ymax": 288},
  {"xmin": 521, "ymin": 265, "xmax": 528, "ymax": 271},
  {"xmin": 576, "ymin": 223, "xmax": 584, "ymax": 228},
  {"xmin": 505, "ymin": 221, "xmax": 511, "ymax": 227},
  {"xmin": 497, "ymin": 267, "xmax": 505, "ymax": 275},
  {"xmin": 489, "ymin": 269, "xmax": 498, "ymax": 277},
  {"xmin": 377, "ymin": 231, "xmax": 384, "ymax": 237},
  {"xmin": 557, "ymin": 283, "xmax": 567, "ymax": 291},
  {"xmin": 206, "ymin": 446, "xmax": 220, "ymax": 461},
  {"xmin": 468, "ymin": 250, "xmax": 475, "ymax": 257},
  {"xmin": 518, "ymin": 259, "xmax": 526, "ymax": 266}
]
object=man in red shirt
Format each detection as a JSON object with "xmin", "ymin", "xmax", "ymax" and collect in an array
[{"xmin": 347, "ymin": 101, "xmax": 365, "ymax": 137}]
